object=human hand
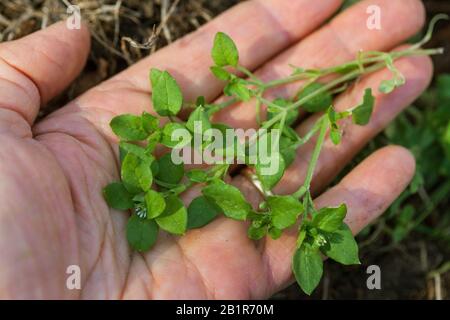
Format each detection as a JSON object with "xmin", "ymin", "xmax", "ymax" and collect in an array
[{"xmin": 0, "ymin": 0, "xmax": 432, "ymax": 299}]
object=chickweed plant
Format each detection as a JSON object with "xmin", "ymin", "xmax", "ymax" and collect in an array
[{"xmin": 103, "ymin": 16, "xmax": 447, "ymax": 295}]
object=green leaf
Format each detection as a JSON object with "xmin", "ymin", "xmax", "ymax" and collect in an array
[
  {"xmin": 290, "ymin": 66, "xmax": 306, "ymax": 75},
  {"xmin": 292, "ymin": 244, "xmax": 323, "ymax": 295},
  {"xmin": 196, "ymin": 96, "xmax": 206, "ymax": 107},
  {"xmin": 321, "ymin": 223, "xmax": 360, "ymax": 265},
  {"xmin": 444, "ymin": 121, "xmax": 450, "ymax": 147},
  {"xmin": 379, "ymin": 76, "xmax": 405, "ymax": 94},
  {"xmin": 281, "ymin": 148, "xmax": 297, "ymax": 168},
  {"xmin": 146, "ymin": 130, "xmax": 161, "ymax": 153},
  {"xmin": 211, "ymin": 32, "xmax": 239, "ymax": 67},
  {"xmin": 267, "ymin": 98, "xmax": 299, "ymax": 126},
  {"xmin": 224, "ymin": 79, "xmax": 251, "ymax": 101},
  {"xmin": 330, "ymin": 127, "xmax": 342, "ymax": 145},
  {"xmin": 268, "ymin": 227, "xmax": 282, "ymax": 240},
  {"xmin": 379, "ymin": 79, "xmax": 396, "ymax": 94},
  {"xmin": 267, "ymin": 195, "xmax": 303, "ymax": 229},
  {"xmin": 187, "ymin": 169, "xmax": 209, "ymax": 183},
  {"xmin": 150, "ymin": 159, "xmax": 159, "ymax": 177},
  {"xmin": 156, "ymin": 153, "xmax": 185, "ymax": 185},
  {"xmin": 121, "ymin": 153, "xmax": 153, "ymax": 193},
  {"xmin": 298, "ymin": 82, "xmax": 333, "ymax": 113},
  {"xmin": 328, "ymin": 106, "xmax": 339, "ymax": 124},
  {"xmin": 352, "ymin": 88, "xmax": 375, "ymax": 125},
  {"xmin": 247, "ymin": 225, "xmax": 267, "ymax": 240},
  {"xmin": 282, "ymin": 126, "xmax": 300, "ymax": 141},
  {"xmin": 279, "ymin": 136, "xmax": 297, "ymax": 167},
  {"xmin": 144, "ymin": 190, "xmax": 166, "ymax": 219},
  {"xmin": 379, "ymin": 54, "xmax": 406, "ymax": 94},
  {"xmin": 255, "ymin": 152, "xmax": 286, "ymax": 191},
  {"xmin": 110, "ymin": 114, "xmax": 148, "ymax": 141},
  {"xmin": 327, "ymin": 106, "xmax": 350, "ymax": 125},
  {"xmin": 328, "ymin": 110, "xmax": 347, "ymax": 146},
  {"xmin": 142, "ymin": 112, "xmax": 159, "ymax": 133},
  {"xmin": 136, "ymin": 161, "xmax": 153, "ymax": 192},
  {"xmin": 378, "ymin": 56, "xmax": 405, "ymax": 94},
  {"xmin": 398, "ymin": 205, "xmax": 415, "ymax": 225},
  {"xmin": 208, "ymin": 123, "xmax": 237, "ymax": 157},
  {"xmin": 249, "ymin": 213, "xmax": 266, "ymax": 226},
  {"xmin": 296, "ymin": 228, "xmax": 307, "ymax": 249},
  {"xmin": 312, "ymin": 204, "xmax": 347, "ymax": 233},
  {"xmin": 127, "ymin": 215, "xmax": 159, "ymax": 252},
  {"xmin": 187, "ymin": 196, "xmax": 221, "ymax": 229},
  {"xmin": 186, "ymin": 106, "xmax": 212, "ymax": 133},
  {"xmin": 210, "ymin": 66, "xmax": 231, "ymax": 80},
  {"xmin": 150, "ymin": 68, "xmax": 183, "ymax": 116},
  {"xmin": 119, "ymin": 142, "xmax": 153, "ymax": 161},
  {"xmin": 161, "ymin": 122, "xmax": 191, "ymax": 148},
  {"xmin": 437, "ymin": 74, "xmax": 450, "ymax": 101},
  {"xmin": 155, "ymin": 195, "xmax": 187, "ymax": 235},
  {"xmin": 202, "ymin": 180, "xmax": 251, "ymax": 220},
  {"xmin": 103, "ymin": 182, "xmax": 134, "ymax": 210}
]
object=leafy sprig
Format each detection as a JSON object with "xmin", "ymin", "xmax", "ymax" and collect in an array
[{"xmin": 103, "ymin": 17, "xmax": 446, "ymax": 295}]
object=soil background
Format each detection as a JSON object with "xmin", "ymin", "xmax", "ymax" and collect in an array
[{"xmin": 0, "ymin": 0, "xmax": 448, "ymax": 300}]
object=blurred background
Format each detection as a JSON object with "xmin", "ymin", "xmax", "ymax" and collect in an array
[{"xmin": 0, "ymin": 0, "xmax": 448, "ymax": 299}]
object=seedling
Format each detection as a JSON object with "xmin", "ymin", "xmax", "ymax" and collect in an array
[{"xmin": 103, "ymin": 16, "xmax": 446, "ymax": 295}]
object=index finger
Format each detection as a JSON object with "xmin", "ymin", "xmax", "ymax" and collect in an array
[{"xmin": 110, "ymin": 0, "xmax": 343, "ymax": 102}]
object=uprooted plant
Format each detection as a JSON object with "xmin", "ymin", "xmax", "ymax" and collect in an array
[{"xmin": 103, "ymin": 15, "xmax": 446, "ymax": 295}]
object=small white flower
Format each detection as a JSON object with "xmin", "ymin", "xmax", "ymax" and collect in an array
[{"xmin": 135, "ymin": 205, "xmax": 147, "ymax": 219}]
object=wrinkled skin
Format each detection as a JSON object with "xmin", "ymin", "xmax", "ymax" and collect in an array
[{"xmin": 0, "ymin": 0, "xmax": 432, "ymax": 299}]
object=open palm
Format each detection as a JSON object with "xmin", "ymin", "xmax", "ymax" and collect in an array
[{"xmin": 0, "ymin": 0, "xmax": 432, "ymax": 299}]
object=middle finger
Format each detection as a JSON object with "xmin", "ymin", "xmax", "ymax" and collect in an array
[{"xmin": 212, "ymin": 0, "xmax": 427, "ymax": 129}]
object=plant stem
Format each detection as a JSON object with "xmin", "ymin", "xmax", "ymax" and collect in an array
[
  {"xmin": 222, "ymin": 48, "xmax": 443, "ymax": 133},
  {"xmin": 262, "ymin": 47, "xmax": 442, "ymax": 90},
  {"xmin": 293, "ymin": 117, "xmax": 329, "ymax": 199},
  {"xmin": 160, "ymin": 163, "xmax": 229, "ymax": 196},
  {"xmin": 207, "ymin": 98, "xmax": 238, "ymax": 116},
  {"xmin": 294, "ymin": 115, "xmax": 326, "ymax": 147},
  {"xmin": 237, "ymin": 65, "xmax": 263, "ymax": 85},
  {"xmin": 255, "ymin": 91, "xmax": 263, "ymax": 125},
  {"xmin": 217, "ymin": 98, "xmax": 237, "ymax": 110}
]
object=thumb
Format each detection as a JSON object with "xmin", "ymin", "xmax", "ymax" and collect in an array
[{"xmin": 0, "ymin": 20, "xmax": 90, "ymax": 126}]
